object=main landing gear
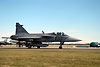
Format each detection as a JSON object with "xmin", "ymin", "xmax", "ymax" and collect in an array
[
  {"xmin": 28, "ymin": 45, "xmax": 32, "ymax": 49},
  {"xmin": 17, "ymin": 41, "xmax": 23, "ymax": 48}
]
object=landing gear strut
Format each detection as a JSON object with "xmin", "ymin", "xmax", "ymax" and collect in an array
[
  {"xmin": 59, "ymin": 42, "xmax": 64, "ymax": 49},
  {"xmin": 17, "ymin": 41, "xmax": 22, "ymax": 48}
]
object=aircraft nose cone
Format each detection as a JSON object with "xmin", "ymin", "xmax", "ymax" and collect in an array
[{"xmin": 66, "ymin": 36, "xmax": 81, "ymax": 42}]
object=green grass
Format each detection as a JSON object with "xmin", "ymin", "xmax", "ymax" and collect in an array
[{"xmin": 0, "ymin": 49, "xmax": 100, "ymax": 67}]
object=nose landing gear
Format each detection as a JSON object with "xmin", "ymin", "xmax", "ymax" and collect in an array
[{"xmin": 59, "ymin": 42, "xmax": 64, "ymax": 49}]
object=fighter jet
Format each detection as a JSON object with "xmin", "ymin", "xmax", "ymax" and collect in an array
[
  {"xmin": 10, "ymin": 23, "xmax": 81, "ymax": 49},
  {"xmin": 0, "ymin": 37, "xmax": 10, "ymax": 45}
]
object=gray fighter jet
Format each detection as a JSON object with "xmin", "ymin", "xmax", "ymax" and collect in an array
[
  {"xmin": 0, "ymin": 37, "xmax": 10, "ymax": 45},
  {"xmin": 10, "ymin": 23, "xmax": 81, "ymax": 49}
]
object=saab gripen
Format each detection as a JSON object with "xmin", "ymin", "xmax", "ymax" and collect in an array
[{"xmin": 10, "ymin": 23, "xmax": 81, "ymax": 49}]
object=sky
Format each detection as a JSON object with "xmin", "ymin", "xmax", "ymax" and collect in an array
[{"xmin": 0, "ymin": 0, "xmax": 100, "ymax": 43}]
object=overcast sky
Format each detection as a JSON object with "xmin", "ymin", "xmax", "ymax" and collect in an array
[{"xmin": 0, "ymin": 0, "xmax": 100, "ymax": 43}]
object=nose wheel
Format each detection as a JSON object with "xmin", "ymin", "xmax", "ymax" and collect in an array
[
  {"xmin": 59, "ymin": 42, "xmax": 64, "ymax": 49},
  {"xmin": 59, "ymin": 46, "xmax": 62, "ymax": 49},
  {"xmin": 37, "ymin": 46, "xmax": 40, "ymax": 48}
]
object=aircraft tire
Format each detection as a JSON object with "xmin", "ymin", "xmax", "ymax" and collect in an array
[
  {"xmin": 37, "ymin": 46, "xmax": 40, "ymax": 48},
  {"xmin": 59, "ymin": 47, "xmax": 62, "ymax": 49}
]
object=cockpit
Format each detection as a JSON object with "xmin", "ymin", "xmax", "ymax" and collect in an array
[
  {"xmin": 51, "ymin": 32, "xmax": 68, "ymax": 36},
  {"xmin": 56, "ymin": 32, "xmax": 67, "ymax": 36}
]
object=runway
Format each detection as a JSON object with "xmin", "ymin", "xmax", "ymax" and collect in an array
[{"xmin": 0, "ymin": 45, "xmax": 100, "ymax": 51}]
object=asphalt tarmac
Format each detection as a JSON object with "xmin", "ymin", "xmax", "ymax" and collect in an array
[{"xmin": 0, "ymin": 45, "xmax": 100, "ymax": 51}]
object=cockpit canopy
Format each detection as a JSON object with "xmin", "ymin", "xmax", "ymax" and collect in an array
[{"xmin": 51, "ymin": 32, "xmax": 68, "ymax": 36}]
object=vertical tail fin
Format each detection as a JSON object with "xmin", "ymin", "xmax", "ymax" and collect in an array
[{"xmin": 16, "ymin": 23, "xmax": 29, "ymax": 35}]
